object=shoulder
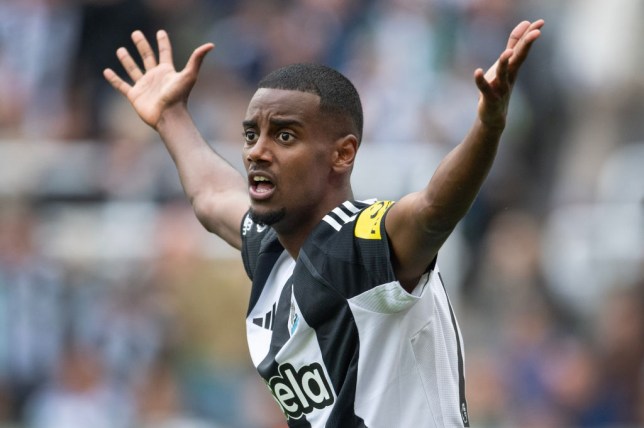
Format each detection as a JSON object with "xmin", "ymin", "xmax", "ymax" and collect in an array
[
  {"xmin": 310, "ymin": 199, "xmax": 394, "ymax": 250},
  {"xmin": 300, "ymin": 200, "xmax": 398, "ymax": 297},
  {"xmin": 353, "ymin": 200, "xmax": 395, "ymax": 240}
]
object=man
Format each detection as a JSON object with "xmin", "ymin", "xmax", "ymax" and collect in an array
[{"xmin": 104, "ymin": 19, "xmax": 543, "ymax": 427}]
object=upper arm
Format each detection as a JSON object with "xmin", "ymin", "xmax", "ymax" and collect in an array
[
  {"xmin": 385, "ymin": 191, "xmax": 453, "ymax": 291},
  {"xmin": 192, "ymin": 187, "xmax": 249, "ymax": 251},
  {"xmin": 385, "ymin": 123, "xmax": 500, "ymax": 289}
]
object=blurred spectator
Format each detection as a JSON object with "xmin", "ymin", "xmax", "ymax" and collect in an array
[
  {"xmin": 463, "ymin": 349, "xmax": 509, "ymax": 427},
  {"xmin": 0, "ymin": 0, "xmax": 82, "ymax": 139},
  {"xmin": 92, "ymin": 277, "xmax": 174, "ymax": 387},
  {"xmin": 462, "ymin": 210, "xmax": 574, "ymax": 338},
  {"xmin": 24, "ymin": 341, "xmax": 133, "ymax": 428},
  {"xmin": 592, "ymin": 283, "xmax": 644, "ymax": 425},
  {"xmin": 552, "ymin": 0, "xmax": 644, "ymax": 203},
  {"xmin": 134, "ymin": 354, "xmax": 221, "ymax": 428},
  {"xmin": 351, "ymin": 0, "xmax": 439, "ymax": 145},
  {"xmin": 0, "ymin": 201, "xmax": 66, "ymax": 420},
  {"xmin": 70, "ymin": 0, "xmax": 154, "ymax": 139}
]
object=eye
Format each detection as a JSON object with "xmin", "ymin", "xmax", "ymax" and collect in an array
[
  {"xmin": 277, "ymin": 132, "xmax": 294, "ymax": 143},
  {"xmin": 244, "ymin": 130, "xmax": 258, "ymax": 143}
]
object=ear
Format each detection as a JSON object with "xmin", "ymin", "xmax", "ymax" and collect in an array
[{"xmin": 332, "ymin": 134, "xmax": 358, "ymax": 173}]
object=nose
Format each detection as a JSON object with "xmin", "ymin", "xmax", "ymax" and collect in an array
[{"xmin": 245, "ymin": 135, "xmax": 272, "ymax": 164}]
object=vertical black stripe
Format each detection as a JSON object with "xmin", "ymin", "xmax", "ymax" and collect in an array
[
  {"xmin": 271, "ymin": 302, "xmax": 277, "ymax": 329},
  {"xmin": 438, "ymin": 272, "xmax": 469, "ymax": 427},
  {"xmin": 245, "ymin": 237, "xmax": 284, "ymax": 316},
  {"xmin": 296, "ymin": 251, "xmax": 366, "ymax": 426}
]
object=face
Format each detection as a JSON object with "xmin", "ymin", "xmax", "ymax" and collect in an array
[{"xmin": 242, "ymin": 88, "xmax": 340, "ymax": 232}]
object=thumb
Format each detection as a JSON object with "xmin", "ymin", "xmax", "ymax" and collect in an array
[{"xmin": 184, "ymin": 43, "xmax": 215, "ymax": 77}]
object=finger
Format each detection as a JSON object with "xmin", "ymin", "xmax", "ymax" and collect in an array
[
  {"xmin": 103, "ymin": 68, "xmax": 132, "ymax": 97},
  {"xmin": 508, "ymin": 27, "xmax": 542, "ymax": 74},
  {"xmin": 132, "ymin": 30, "xmax": 157, "ymax": 71},
  {"xmin": 157, "ymin": 30, "xmax": 173, "ymax": 66},
  {"xmin": 530, "ymin": 19, "xmax": 545, "ymax": 32},
  {"xmin": 474, "ymin": 68, "xmax": 494, "ymax": 98},
  {"xmin": 510, "ymin": 20, "xmax": 544, "ymax": 54},
  {"xmin": 183, "ymin": 42, "xmax": 215, "ymax": 76},
  {"xmin": 505, "ymin": 20, "xmax": 544, "ymax": 78},
  {"xmin": 506, "ymin": 19, "xmax": 544, "ymax": 50},
  {"xmin": 506, "ymin": 21, "xmax": 531, "ymax": 50},
  {"xmin": 497, "ymin": 49, "xmax": 512, "ymax": 83},
  {"xmin": 116, "ymin": 47, "xmax": 143, "ymax": 82}
]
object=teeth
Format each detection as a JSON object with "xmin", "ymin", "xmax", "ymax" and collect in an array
[{"xmin": 254, "ymin": 176, "xmax": 269, "ymax": 182}]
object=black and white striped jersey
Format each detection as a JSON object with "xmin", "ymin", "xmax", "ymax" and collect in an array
[{"xmin": 241, "ymin": 199, "xmax": 469, "ymax": 427}]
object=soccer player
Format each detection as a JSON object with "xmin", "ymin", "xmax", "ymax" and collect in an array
[{"xmin": 104, "ymin": 19, "xmax": 543, "ymax": 427}]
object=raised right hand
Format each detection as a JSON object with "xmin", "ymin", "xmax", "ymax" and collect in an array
[{"xmin": 103, "ymin": 30, "xmax": 214, "ymax": 129}]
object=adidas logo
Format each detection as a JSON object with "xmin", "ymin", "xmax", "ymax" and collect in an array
[{"xmin": 252, "ymin": 302, "xmax": 276, "ymax": 331}]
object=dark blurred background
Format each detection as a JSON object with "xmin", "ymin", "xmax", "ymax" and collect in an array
[{"xmin": 0, "ymin": 0, "xmax": 642, "ymax": 427}]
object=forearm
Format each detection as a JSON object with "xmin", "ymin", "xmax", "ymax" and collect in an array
[
  {"xmin": 421, "ymin": 118, "xmax": 503, "ymax": 232},
  {"xmin": 156, "ymin": 104, "xmax": 244, "ymax": 197},
  {"xmin": 156, "ymin": 104, "xmax": 248, "ymax": 242},
  {"xmin": 385, "ymin": 19, "xmax": 542, "ymax": 286}
]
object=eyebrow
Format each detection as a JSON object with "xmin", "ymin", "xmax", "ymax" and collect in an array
[
  {"xmin": 242, "ymin": 118, "xmax": 304, "ymax": 129},
  {"xmin": 270, "ymin": 118, "xmax": 303, "ymax": 129},
  {"xmin": 242, "ymin": 119, "xmax": 256, "ymax": 129}
]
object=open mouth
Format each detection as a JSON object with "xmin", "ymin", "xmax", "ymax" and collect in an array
[{"xmin": 249, "ymin": 175, "xmax": 276, "ymax": 200}]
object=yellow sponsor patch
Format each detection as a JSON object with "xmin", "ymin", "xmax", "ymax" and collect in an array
[{"xmin": 354, "ymin": 200, "xmax": 394, "ymax": 240}]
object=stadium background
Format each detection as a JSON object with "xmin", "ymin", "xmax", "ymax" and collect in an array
[{"xmin": 0, "ymin": 0, "xmax": 642, "ymax": 427}]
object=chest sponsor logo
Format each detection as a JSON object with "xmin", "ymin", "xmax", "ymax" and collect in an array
[
  {"xmin": 354, "ymin": 200, "xmax": 393, "ymax": 239},
  {"xmin": 267, "ymin": 362, "xmax": 334, "ymax": 420}
]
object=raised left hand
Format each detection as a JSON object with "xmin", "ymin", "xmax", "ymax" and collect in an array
[{"xmin": 475, "ymin": 19, "xmax": 544, "ymax": 130}]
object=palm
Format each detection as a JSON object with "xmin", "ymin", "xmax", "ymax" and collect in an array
[
  {"xmin": 126, "ymin": 63, "xmax": 188, "ymax": 127},
  {"xmin": 104, "ymin": 30, "xmax": 213, "ymax": 129}
]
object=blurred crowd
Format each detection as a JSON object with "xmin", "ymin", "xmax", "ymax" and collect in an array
[{"xmin": 0, "ymin": 0, "xmax": 643, "ymax": 427}]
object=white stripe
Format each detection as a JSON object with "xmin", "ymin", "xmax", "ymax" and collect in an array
[
  {"xmin": 332, "ymin": 207, "xmax": 353, "ymax": 223},
  {"xmin": 322, "ymin": 215, "xmax": 342, "ymax": 231},
  {"xmin": 342, "ymin": 201, "xmax": 361, "ymax": 214},
  {"xmin": 358, "ymin": 198, "xmax": 378, "ymax": 206}
]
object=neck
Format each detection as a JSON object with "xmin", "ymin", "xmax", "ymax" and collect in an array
[{"xmin": 277, "ymin": 233, "xmax": 308, "ymax": 261}]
